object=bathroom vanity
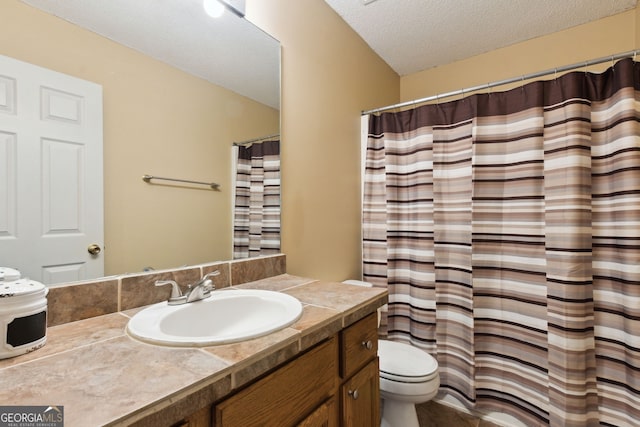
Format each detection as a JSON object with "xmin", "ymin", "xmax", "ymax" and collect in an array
[
  {"xmin": 205, "ymin": 312, "xmax": 379, "ymax": 427},
  {"xmin": 0, "ymin": 269, "xmax": 387, "ymax": 427}
]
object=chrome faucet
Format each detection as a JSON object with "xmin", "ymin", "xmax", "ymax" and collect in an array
[
  {"xmin": 154, "ymin": 280, "xmax": 183, "ymax": 305},
  {"xmin": 185, "ymin": 271, "xmax": 219, "ymax": 303},
  {"xmin": 154, "ymin": 271, "xmax": 220, "ymax": 305}
]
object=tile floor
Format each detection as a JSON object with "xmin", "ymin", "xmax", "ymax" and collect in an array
[{"xmin": 416, "ymin": 401, "xmax": 502, "ymax": 427}]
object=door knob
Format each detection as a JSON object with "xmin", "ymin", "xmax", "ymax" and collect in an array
[{"xmin": 88, "ymin": 244, "xmax": 102, "ymax": 255}]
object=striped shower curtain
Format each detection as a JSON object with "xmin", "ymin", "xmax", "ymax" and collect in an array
[
  {"xmin": 233, "ymin": 139, "xmax": 281, "ymax": 258},
  {"xmin": 363, "ymin": 58, "xmax": 640, "ymax": 426}
]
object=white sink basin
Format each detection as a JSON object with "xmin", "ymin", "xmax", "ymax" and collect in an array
[{"xmin": 127, "ymin": 289, "xmax": 303, "ymax": 347}]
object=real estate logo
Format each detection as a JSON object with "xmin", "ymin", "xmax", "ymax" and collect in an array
[{"xmin": 0, "ymin": 406, "xmax": 63, "ymax": 427}]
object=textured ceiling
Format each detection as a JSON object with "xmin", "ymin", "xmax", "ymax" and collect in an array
[
  {"xmin": 324, "ymin": 0, "xmax": 638, "ymax": 76},
  {"xmin": 19, "ymin": 0, "xmax": 280, "ymax": 109}
]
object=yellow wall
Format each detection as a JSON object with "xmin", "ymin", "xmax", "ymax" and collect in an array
[
  {"xmin": 401, "ymin": 9, "xmax": 638, "ymax": 102},
  {"xmin": 248, "ymin": 2, "xmax": 640, "ymax": 281},
  {"xmin": 0, "ymin": 1, "xmax": 279, "ymax": 276},
  {"xmin": 247, "ymin": 0, "xmax": 399, "ymax": 281},
  {"xmin": 10, "ymin": 0, "xmax": 629, "ymax": 284}
]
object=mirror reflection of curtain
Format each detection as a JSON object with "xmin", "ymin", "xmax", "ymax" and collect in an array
[
  {"xmin": 233, "ymin": 139, "xmax": 281, "ymax": 259},
  {"xmin": 363, "ymin": 58, "xmax": 640, "ymax": 426}
]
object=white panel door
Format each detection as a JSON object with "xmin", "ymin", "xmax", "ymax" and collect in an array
[{"xmin": 0, "ymin": 55, "xmax": 103, "ymax": 284}]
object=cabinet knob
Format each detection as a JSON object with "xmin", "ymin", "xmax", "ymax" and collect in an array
[
  {"xmin": 361, "ymin": 340, "xmax": 373, "ymax": 350},
  {"xmin": 348, "ymin": 389, "xmax": 359, "ymax": 400}
]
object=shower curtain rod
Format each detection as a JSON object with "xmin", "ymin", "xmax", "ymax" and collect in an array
[
  {"xmin": 233, "ymin": 133, "xmax": 280, "ymax": 146},
  {"xmin": 362, "ymin": 49, "xmax": 640, "ymax": 115}
]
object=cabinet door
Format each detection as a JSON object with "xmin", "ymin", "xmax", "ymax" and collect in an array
[
  {"xmin": 214, "ymin": 337, "xmax": 338, "ymax": 427},
  {"xmin": 297, "ymin": 396, "xmax": 338, "ymax": 427},
  {"xmin": 341, "ymin": 359, "xmax": 380, "ymax": 427}
]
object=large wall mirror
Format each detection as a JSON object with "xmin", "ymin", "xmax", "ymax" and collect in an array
[{"xmin": 0, "ymin": 0, "xmax": 280, "ymax": 284}]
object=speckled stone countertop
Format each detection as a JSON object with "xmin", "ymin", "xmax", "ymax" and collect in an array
[{"xmin": 0, "ymin": 274, "xmax": 387, "ymax": 427}]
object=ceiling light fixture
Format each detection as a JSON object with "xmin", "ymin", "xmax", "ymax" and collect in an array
[
  {"xmin": 202, "ymin": 0, "xmax": 245, "ymax": 18},
  {"xmin": 203, "ymin": 0, "xmax": 225, "ymax": 18}
]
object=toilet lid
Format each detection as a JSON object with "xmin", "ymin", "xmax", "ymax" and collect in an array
[{"xmin": 378, "ymin": 340, "xmax": 438, "ymax": 383}]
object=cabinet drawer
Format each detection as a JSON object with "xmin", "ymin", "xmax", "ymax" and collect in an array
[
  {"xmin": 214, "ymin": 336, "xmax": 338, "ymax": 427},
  {"xmin": 340, "ymin": 313, "xmax": 378, "ymax": 379}
]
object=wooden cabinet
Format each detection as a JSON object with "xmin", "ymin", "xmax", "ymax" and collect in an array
[
  {"xmin": 214, "ymin": 337, "xmax": 339, "ymax": 427},
  {"xmin": 339, "ymin": 313, "xmax": 380, "ymax": 427},
  {"xmin": 202, "ymin": 313, "xmax": 379, "ymax": 427},
  {"xmin": 297, "ymin": 396, "xmax": 338, "ymax": 427},
  {"xmin": 341, "ymin": 360, "xmax": 379, "ymax": 427}
]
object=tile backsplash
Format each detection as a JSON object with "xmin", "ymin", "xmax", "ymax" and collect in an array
[{"xmin": 46, "ymin": 254, "xmax": 286, "ymax": 327}]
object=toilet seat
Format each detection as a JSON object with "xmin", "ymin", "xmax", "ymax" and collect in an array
[{"xmin": 378, "ymin": 339, "xmax": 438, "ymax": 383}]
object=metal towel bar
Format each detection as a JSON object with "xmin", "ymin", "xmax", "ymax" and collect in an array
[{"xmin": 142, "ymin": 174, "xmax": 220, "ymax": 190}]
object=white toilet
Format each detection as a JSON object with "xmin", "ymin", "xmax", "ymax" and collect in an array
[
  {"xmin": 378, "ymin": 339, "xmax": 440, "ymax": 427},
  {"xmin": 342, "ymin": 280, "xmax": 440, "ymax": 427}
]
